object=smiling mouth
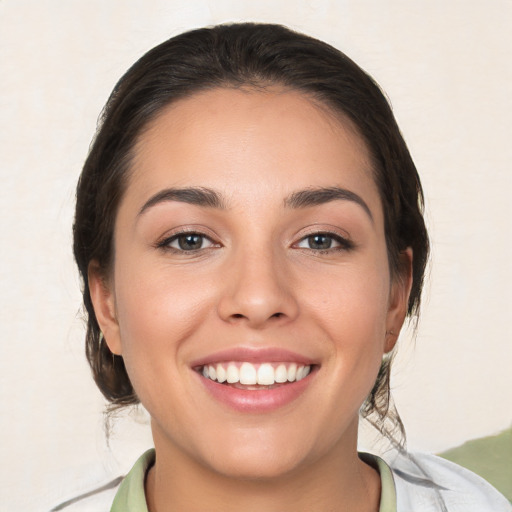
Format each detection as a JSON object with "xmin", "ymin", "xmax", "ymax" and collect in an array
[{"xmin": 197, "ymin": 362, "xmax": 313, "ymax": 389}]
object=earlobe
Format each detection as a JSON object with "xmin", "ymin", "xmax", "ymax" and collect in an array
[
  {"xmin": 385, "ymin": 248, "xmax": 413, "ymax": 353},
  {"xmin": 384, "ymin": 329, "xmax": 399, "ymax": 353},
  {"xmin": 88, "ymin": 261, "xmax": 122, "ymax": 355}
]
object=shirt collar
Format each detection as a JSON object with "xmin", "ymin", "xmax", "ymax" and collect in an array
[{"xmin": 111, "ymin": 449, "xmax": 397, "ymax": 512}]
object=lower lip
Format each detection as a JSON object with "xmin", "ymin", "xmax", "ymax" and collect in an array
[{"xmin": 197, "ymin": 371, "xmax": 315, "ymax": 413}]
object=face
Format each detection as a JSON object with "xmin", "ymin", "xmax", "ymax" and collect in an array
[{"xmin": 90, "ymin": 87, "xmax": 410, "ymax": 479}]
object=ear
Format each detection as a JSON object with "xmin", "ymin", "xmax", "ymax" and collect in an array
[
  {"xmin": 384, "ymin": 248, "xmax": 413, "ymax": 353},
  {"xmin": 88, "ymin": 261, "xmax": 122, "ymax": 355}
]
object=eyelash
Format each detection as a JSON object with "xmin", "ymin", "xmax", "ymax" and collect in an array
[
  {"xmin": 156, "ymin": 230, "xmax": 354, "ymax": 254},
  {"xmin": 156, "ymin": 230, "xmax": 219, "ymax": 253},
  {"xmin": 294, "ymin": 232, "xmax": 355, "ymax": 253}
]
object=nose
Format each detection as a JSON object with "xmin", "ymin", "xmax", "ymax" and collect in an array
[{"xmin": 217, "ymin": 248, "xmax": 299, "ymax": 328}]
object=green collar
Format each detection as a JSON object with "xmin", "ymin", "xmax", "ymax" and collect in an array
[
  {"xmin": 110, "ymin": 450, "xmax": 154, "ymax": 512},
  {"xmin": 360, "ymin": 452, "xmax": 397, "ymax": 512},
  {"xmin": 111, "ymin": 449, "xmax": 397, "ymax": 512}
]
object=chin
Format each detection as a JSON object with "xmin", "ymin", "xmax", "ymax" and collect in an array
[
  {"xmin": 193, "ymin": 426, "xmax": 322, "ymax": 481},
  {"xmin": 209, "ymin": 448, "xmax": 307, "ymax": 481}
]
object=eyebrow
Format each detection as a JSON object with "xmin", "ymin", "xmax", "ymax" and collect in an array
[
  {"xmin": 138, "ymin": 187, "xmax": 225, "ymax": 216},
  {"xmin": 138, "ymin": 185, "xmax": 373, "ymax": 221},
  {"xmin": 285, "ymin": 186, "xmax": 373, "ymax": 221}
]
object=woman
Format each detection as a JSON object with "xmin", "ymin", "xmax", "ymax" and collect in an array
[{"xmin": 65, "ymin": 23, "xmax": 510, "ymax": 511}]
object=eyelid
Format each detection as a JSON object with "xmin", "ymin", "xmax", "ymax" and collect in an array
[
  {"xmin": 155, "ymin": 226, "xmax": 221, "ymax": 251},
  {"xmin": 169, "ymin": 233, "xmax": 216, "ymax": 251},
  {"xmin": 292, "ymin": 226, "xmax": 355, "ymax": 251},
  {"xmin": 295, "ymin": 234, "xmax": 341, "ymax": 249}
]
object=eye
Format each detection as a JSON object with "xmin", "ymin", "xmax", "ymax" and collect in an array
[
  {"xmin": 295, "ymin": 233, "xmax": 353, "ymax": 251},
  {"xmin": 160, "ymin": 232, "xmax": 217, "ymax": 251}
]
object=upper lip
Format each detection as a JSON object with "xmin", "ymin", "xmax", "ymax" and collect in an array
[{"xmin": 190, "ymin": 347, "xmax": 317, "ymax": 368}]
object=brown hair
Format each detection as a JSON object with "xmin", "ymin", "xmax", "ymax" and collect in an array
[{"xmin": 73, "ymin": 22, "xmax": 429, "ymax": 445}]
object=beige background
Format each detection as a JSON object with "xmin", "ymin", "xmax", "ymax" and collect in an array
[{"xmin": 1, "ymin": 1, "xmax": 511, "ymax": 510}]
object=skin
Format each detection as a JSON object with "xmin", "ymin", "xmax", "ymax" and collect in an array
[{"xmin": 90, "ymin": 87, "xmax": 412, "ymax": 511}]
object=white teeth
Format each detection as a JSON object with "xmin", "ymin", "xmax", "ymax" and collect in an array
[
  {"xmin": 287, "ymin": 363, "xmax": 297, "ymax": 382},
  {"xmin": 216, "ymin": 364, "xmax": 227, "ymax": 383},
  {"xmin": 226, "ymin": 364, "xmax": 239, "ymax": 383},
  {"xmin": 300, "ymin": 365, "xmax": 311, "ymax": 380},
  {"xmin": 239, "ymin": 362, "xmax": 257, "ymax": 385},
  {"xmin": 257, "ymin": 363, "xmax": 275, "ymax": 385},
  {"xmin": 201, "ymin": 362, "xmax": 312, "ymax": 386},
  {"xmin": 275, "ymin": 364, "xmax": 288, "ymax": 383}
]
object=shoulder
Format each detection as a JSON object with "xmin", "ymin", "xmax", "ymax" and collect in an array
[
  {"xmin": 48, "ymin": 477, "xmax": 122, "ymax": 511},
  {"xmin": 384, "ymin": 450, "xmax": 512, "ymax": 512},
  {"xmin": 49, "ymin": 449, "xmax": 155, "ymax": 512}
]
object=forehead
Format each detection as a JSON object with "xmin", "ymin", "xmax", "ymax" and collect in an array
[{"xmin": 127, "ymin": 87, "xmax": 380, "ymax": 213}]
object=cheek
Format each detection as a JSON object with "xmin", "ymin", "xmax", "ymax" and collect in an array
[
  {"xmin": 298, "ymin": 257, "xmax": 390, "ymax": 385},
  {"xmin": 112, "ymin": 257, "xmax": 214, "ymax": 367},
  {"xmin": 300, "ymin": 259, "xmax": 391, "ymax": 335},
  {"xmin": 110, "ymin": 259, "xmax": 219, "ymax": 424}
]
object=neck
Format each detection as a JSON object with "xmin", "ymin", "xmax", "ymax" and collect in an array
[{"xmin": 145, "ymin": 420, "xmax": 381, "ymax": 512}]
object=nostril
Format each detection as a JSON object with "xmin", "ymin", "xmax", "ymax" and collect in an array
[{"xmin": 229, "ymin": 312, "xmax": 284, "ymax": 321}]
